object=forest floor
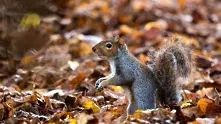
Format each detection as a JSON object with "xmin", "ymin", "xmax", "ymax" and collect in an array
[{"xmin": 0, "ymin": 0, "xmax": 221, "ymax": 123}]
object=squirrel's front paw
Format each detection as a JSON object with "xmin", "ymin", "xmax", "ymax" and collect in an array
[
  {"xmin": 95, "ymin": 79, "xmax": 102, "ymax": 88},
  {"xmin": 96, "ymin": 84, "xmax": 104, "ymax": 91},
  {"xmin": 95, "ymin": 79, "xmax": 105, "ymax": 91}
]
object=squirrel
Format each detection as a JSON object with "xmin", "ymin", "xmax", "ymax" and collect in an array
[{"xmin": 92, "ymin": 36, "xmax": 193, "ymax": 115}]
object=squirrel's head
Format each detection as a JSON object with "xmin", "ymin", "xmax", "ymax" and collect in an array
[{"xmin": 92, "ymin": 36, "xmax": 126, "ymax": 59}]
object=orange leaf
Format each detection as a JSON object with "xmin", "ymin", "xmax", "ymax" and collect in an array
[
  {"xmin": 69, "ymin": 73, "xmax": 86, "ymax": 89},
  {"xmin": 119, "ymin": 16, "xmax": 132, "ymax": 23},
  {"xmin": 179, "ymin": 0, "xmax": 186, "ymax": 9},
  {"xmin": 197, "ymin": 98, "xmax": 213, "ymax": 116},
  {"xmin": 138, "ymin": 54, "xmax": 150, "ymax": 63},
  {"xmin": 120, "ymin": 25, "xmax": 133, "ymax": 35}
]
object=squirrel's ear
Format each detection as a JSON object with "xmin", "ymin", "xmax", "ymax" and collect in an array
[
  {"xmin": 117, "ymin": 37, "xmax": 126, "ymax": 50},
  {"xmin": 114, "ymin": 35, "xmax": 125, "ymax": 45},
  {"xmin": 118, "ymin": 37, "xmax": 125, "ymax": 45},
  {"xmin": 114, "ymin": 35, "xmax": 120, "ymax": 43},
  {"xmin": 114, "ymin": 36, "xmax": 126, "ymax": 50}
]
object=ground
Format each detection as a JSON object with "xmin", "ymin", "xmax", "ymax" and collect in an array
[{"xmin": 0, "ymin": 0, "xmax": 221, "ymax": 123}]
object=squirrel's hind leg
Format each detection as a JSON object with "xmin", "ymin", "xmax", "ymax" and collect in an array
[
  {"xmin": 121, "ymin": 86, "xmax": 138, "ymax": 115},
  {"xmin": 132, "ymin": 80, "xmax": 156, "ymax": 110}
]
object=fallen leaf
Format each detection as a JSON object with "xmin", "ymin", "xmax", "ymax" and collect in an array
[
  {"xmin": 197, "ymin": 98, "xmax": 213, "ymax": 116},
  {"xmin": 82, "ymin": 101, "xmax": 100, "ymax": 113},
  {"xmin": 20, "ymin": 13, "xmax": 41, "ymax": 28}
]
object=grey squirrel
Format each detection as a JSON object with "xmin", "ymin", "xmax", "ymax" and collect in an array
[{"xmin": 92, "ymin": 36, "xmax": 193, "ymax": 115}]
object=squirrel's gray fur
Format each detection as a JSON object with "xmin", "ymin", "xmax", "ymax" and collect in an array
[{"xmin": 93, "ymin": 37, "xmax": 192, "ymax": 115}]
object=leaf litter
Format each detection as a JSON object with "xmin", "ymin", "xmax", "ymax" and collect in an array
[{"xmin": 0, "ymin": 0, "xmax": 221, "ymax": 123}]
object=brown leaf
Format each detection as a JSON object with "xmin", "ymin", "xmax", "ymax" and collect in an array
[
  {"xmin": 197, "ymin": 98, "xmax": 216, "ymax": 117},
  {"xmin": 68, "ymin": 73, "xmax": 86, "ymax": 89},
  {"xmin": 142, "ymin": 27, "xmax": 162, "ymax": 40},
  {"xmin": 43, "ymin": 96, "xmax": 52, "ymax": 109},
  {"xmin": 76, "ymin": 113, "xmax": 94, "ymax": 124},
  {"xmin": 94, "ymin": 112, "xmax": 112, "ymax": 124},
  {"xmin": 195, "ymin": 55, "xmax": 214, "ymax": 69},
  {"xmin": 103, "ymin": 88, "xmax": 125, "ymax": 99}
]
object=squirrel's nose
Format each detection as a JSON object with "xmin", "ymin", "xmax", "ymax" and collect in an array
[{"xmin": 92, "ymin": 47, "xmax": 96, "ymax": 52}]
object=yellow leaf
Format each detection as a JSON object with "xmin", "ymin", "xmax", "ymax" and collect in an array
[
  {"xmin": 120, "ymin": 25, "xmax": 133, "ymax": 35},
  {"xmin": 144, "ymin": 22, "xmax": 159, "ymax": 30},
  {"xmin": 192, "ymin": 121, "xmax": 200, "ymax": 124},
  {"xmin": 132, "ymin": 109, "xmax": 143, "ymax": 118},
  {"xmin": 20, "ymin": 13, "xmax": 41, "ymax": 28},
  {"xmin": 70, "ymin": 119, "xmax": 77, "ymax": 124},
  {"xmin": 83, "ymin": 101, "xmax": 100, "ymax": 113},
  {"xmin": 110, "ymin": 86, "xmax": 124, "ymax": 93},
  {"xmin": 181, "ymin": 102, "xmax": 192, "ymax": 108},
  {"xmin": 111, "ymin": 106, "xmax": 125, "ymax": 119},
  {"xmin": 21, "ymin": 56, "xmax": 36, "ymax": 65},
  {"xmin": 48, "ymin": 122, "xmax": 55, "ymax": 124}
]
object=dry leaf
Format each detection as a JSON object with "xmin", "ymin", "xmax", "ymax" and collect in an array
[
  {"xmin": 197, "ymin": 98, "xmax": 213, "ymax": 116},
  {"xmin": 82, "ymin": 101, "xmax": 100, "ymax": 113}
]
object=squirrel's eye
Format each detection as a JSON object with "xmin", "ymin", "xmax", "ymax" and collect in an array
[{"xmin": 105, "ymin": 43, "xmax": 112, "ymax": 49}]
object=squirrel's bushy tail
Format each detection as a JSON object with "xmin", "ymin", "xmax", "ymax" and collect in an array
[{"xmin": 154, "ymin": 38, "xmax": 193, "ymax": 105}]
